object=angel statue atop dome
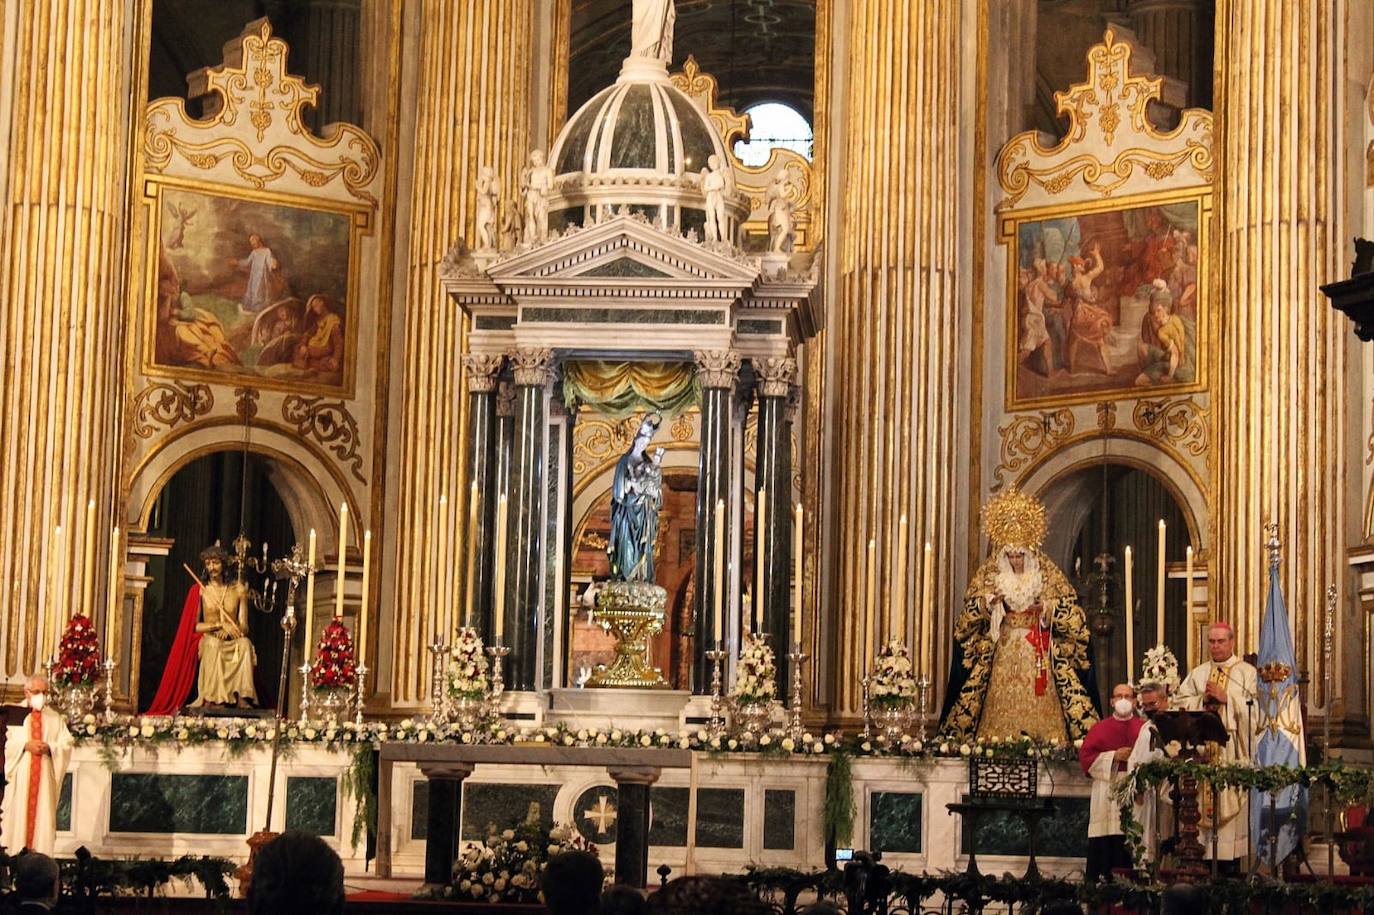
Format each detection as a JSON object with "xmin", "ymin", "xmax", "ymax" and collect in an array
[
  {"xmin": 939, "ymin": 486, "xmax": 1100, "ymax": 743},
  {"xmin": 631, "ymin": 0, "xmax": 675, "ymax": 63}
]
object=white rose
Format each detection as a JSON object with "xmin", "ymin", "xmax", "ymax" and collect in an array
[
  {"xmin": 245, "ymin": 725, "xmax": 258, "ymax": 738},
  {"xmin": 781, "ymin": 738, "xmax": 795, "ymax": 751},
  {"xmin": 959, "ymin": 743, "xmax": 971, "ymax": 756},
  {"xmin": 140, "ymin": 724, "xmax": 155, "ymax": 738},
  {"xmin": 812, "ymin": 742, "xmax": 824, "ymax": 753},
  {"xmin": 82, "ymin": 713, "xmax": 96, "ymax": 725},
  {"xmin": 216, "ymin": 728, "xmax": 229, "ymax": 739},
  {"xmin": 304, "ymin": 728, "xmax": 318, "ymax": 740},
  {"xmin": 760, "ymin": 735, "xmax": 772, "ymax": 747},
  {"xmin": 127, "ymin": 725, "xmax": 139, "ymax": 738},
  {"xmin": 640, "ymin": 734, "xmax": 652, "ymax": 747}
]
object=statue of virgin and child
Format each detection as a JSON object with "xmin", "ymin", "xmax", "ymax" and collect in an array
[{"xmin": 608, "ymin": 413, "xmax": 665, "ymax": 583}]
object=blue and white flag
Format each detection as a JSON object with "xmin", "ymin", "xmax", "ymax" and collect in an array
[{"xmin": 1250, "ymin": 560, "xmax": 1308, "ymax": 865}]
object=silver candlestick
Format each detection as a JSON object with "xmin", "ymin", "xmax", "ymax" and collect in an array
[
  {"xmin": 101, "ymin": 658, "xmax": 117, "ymax": 723},
  {"xmin": 786, "ymin": 645, "xmax": 808, "ymax": 742},
  {"xmin": 428, "ymin": 641, "xmax": 451, "ymax": 725},
  {"xmin": 706, "ymin": 644, "xmax": 728, "ymax": 740},
  {"xmin": 485, "ymin": 644, "xmax": 510, "ymax": 717},
  {"xmin": 860, "ymin": 672, "xmax": 873, "ymax": 741},
  {"xmin": 297, "ymin": 660, "xmax": 313, "ymax": 724},
  {"xmin": 353, "ymin": 662, "xmax": 368, "ymax": 726},
  {"xmin": 915, "ymin": 672, "xmax": 933, "ymax": 741}
]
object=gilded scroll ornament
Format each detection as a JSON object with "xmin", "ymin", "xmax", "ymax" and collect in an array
[
  {"xmin": 995, "ymin": 28, "xmax": 1213, "ymax": 210},
  {"xmin": 573, "ymin": 414, "xmax": 697, "ymax": 480},
  {"xmin": 992, "ymin": 410, "xmax": 1075, "ymax": 491},
  {"xmin": 131, "ymin": 382, "xmax": 214, "ymax": 439},
  {"xmin": 235, "ymin": 387, "xmax": 260, "ymax": 422},
  {"xmin": 143, "ymin": 20, "xmax": 380, "ymax": 205},
  {"xmin": 281, "ymin": 394, "xmax": 366, "ymax": 483},
  {"xmin": 1096, "ymin": 401, "xmax": 1117, "ymax": 431},
  {"xmin": 1132, "ymin": 397, "xmax": 1207, "ymax": 456}
]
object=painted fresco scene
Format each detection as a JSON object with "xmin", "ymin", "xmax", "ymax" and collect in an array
[
  {"xmin": 1012, "ymin": 199, "xmax": 1201, "ymax": 404},
  {"xmin": 151, "ymin": 185, "xmax": 353, "ymax": 390}
]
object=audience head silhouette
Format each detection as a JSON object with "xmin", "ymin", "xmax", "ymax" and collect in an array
[
  {"xmin": 541, "ymin": 849, "xmax": 605, "ymax": 915},
  {"xmin": 247, "ymin": 830, "xmax": 345, "ymax": 915}
]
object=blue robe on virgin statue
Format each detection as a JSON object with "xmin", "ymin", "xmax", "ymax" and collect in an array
[{"xmin": 608, "ymin": 448, "xmax": 662, "ymax": 582}]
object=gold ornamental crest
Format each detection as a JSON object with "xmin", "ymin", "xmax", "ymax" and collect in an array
[{"xmin": 980, "ymin": 486, "xmax": 1048, "ymax": 550}]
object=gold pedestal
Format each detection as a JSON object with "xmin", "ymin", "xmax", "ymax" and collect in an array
[{"xmin": 586, "ymin": 582, "xmax": 668, "ymax": 689}]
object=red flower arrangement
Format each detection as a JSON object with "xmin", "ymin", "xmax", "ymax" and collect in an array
[
  {"xmin": 53, "ymin": 614, "xmax": 103, "ymax": 687},
  {"xmin": 309, "ymin": 618, "xmax": 358, "ymax": 691}
]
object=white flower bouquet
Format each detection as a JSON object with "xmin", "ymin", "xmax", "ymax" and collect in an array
[
  {"xmin": 730, "ymin": 631, "xmax": 778, "ymax": 704},
  {"xmin": 449, "ymin": 814, "xmax": 597, "ymax": 904},
  {"xmin": 446, "ymin": 627, "xmax": 490, "ymax": 701},
  {"xmin": 1140, "ymin": 644, "xmax": 1180, "ymax": 694},
  {"xmin": 870, "ymin": 639, "xmax": 918, "ymax": 710}
]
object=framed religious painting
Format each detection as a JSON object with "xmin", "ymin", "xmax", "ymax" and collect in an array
[
  {"xmin": 141, "ymin": 176, "xmax": 370, "ymax": 396},
  {"xmin": 1001, "ymin": 187, "xmax": 1212, "ymax": 409}
]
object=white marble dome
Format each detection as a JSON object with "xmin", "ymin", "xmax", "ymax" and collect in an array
[{"xmin": 547, "ymin": 58, "xmax": 749, "ymax": 237}]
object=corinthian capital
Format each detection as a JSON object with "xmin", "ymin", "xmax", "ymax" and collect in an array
[
  {"xmin": 754, "ymin": 356, "xmax": 798, "ymax": 398},
  {"xmin": 510, "ymin": 347, "xmax": 557, "ymax": 387},
  {"xmin": 462, "ymin": 353, "xmax": 505, "ymax": 393},
  {"xmin": 693, "ymin": 350, "xmax": 742, "ymax": 389}
]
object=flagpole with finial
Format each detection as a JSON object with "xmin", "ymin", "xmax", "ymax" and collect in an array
[{"xmin": 1324, "ymin": 581, "xmax": 1336, "ymax": 877}]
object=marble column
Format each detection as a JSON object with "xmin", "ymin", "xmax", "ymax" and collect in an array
[
  {"xmin": 390, "ymin": 1, "xmax": 532, "ymax": 705},
  {"xmin": 607, "ymin": 765, "xmax": 660, "ymax": 888},
  {"xmin": 1128, "ymin": 0, "xmax": 1208, "ymax": 104},
  {"xmin": 506, "ymin": 348, "xmax": 557, "ymax": 691},
  {"xmin": 463, "ymin": 355, "xmax": 504, "ymax": 634},
  {"xmin": 754, "ymin": 357, "xmax": 797, "ymax": 691},
  {"xmin": 1214, "ymin": 1, "xmax": 1346, "ymax": 685},
  {"xmin": 0, "ymin": 0, "xmax": 135, "ymax": 679},
  {"xmin": 420, "ymin": 761, "xmax": 474, "ymax": 887},
  {"xmin": 693, "ymin": 351, "xmax": 741, "ymax": 692},
  {"xmin": 831, "ymin": 0, "xmax": 964, "ymax": 717}
]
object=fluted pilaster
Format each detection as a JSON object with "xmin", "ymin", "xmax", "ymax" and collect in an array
[
  {"xmin": 832, "ymin": 0, "xmax": 962, "ymax": 716},
  {"xmin": 1214, "ymin": 1, "xmax": 1345, "ymax": 696},
  {"xmin": 391, "ymin": 1, "xmax": 532, "ymax": 705},
  {"xmin": 1129, "ymin": 0, "xmax": 1207, "ymax": 102},
  {"xmin": 0, "ymin": 0, "xmax": 135, "ymax": 680}
]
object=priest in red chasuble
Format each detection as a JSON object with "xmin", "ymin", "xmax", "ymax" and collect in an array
[
  {"xmin": 940, "ymin": 486, "xmax": 1100, "ymax": 743},
  {"xmin": 1, "ymin": 675, "xmax": 72, "ymax": 854},
  {"xmin": 1078, "ymin": 682, "xmax": 1145, "ymax": 881}
]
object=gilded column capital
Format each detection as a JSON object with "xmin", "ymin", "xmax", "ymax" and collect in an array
[
  {"xmin": 755, "ymin": 356, "xmax": 798, "ymax": 398},
  {"xmin": 510, "ymin": 347, "xmax": 558, "ymax": 387},
  {"xmin": 693, "ymin": 350, "xmax": 742, "ymax": 389},
  {"xmin": 462, "ymin": 353, "xmax": 505, "ymax": 393}
]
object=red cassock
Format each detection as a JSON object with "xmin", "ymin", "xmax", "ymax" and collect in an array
[{"xmin": 1077, "ymin": 714, "xmax": 1144, "ymax": 776}]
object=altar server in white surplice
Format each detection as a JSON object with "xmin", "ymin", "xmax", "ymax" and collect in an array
[
  {"xmin": 1, "ymin": 675, "xmax": 73, "ymax": 854},
  {"xmin": 1173, "ymin": 622, "xmax": 1258, "ymax": 863}
]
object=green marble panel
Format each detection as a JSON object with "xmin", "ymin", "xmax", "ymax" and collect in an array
[
  {"xmin": 610, "ymin": 86, "xmax": 657, "ymax": 169},
  {"xmin": 56, "ymin": 773, "xmax": 71, "ymax": 832},
  {"xmin": 649, "ymin": 786, "xmax": 688, "ymax": 847},
  {"xmin": 109, "ymin": 774, "xmax": 248, "ymax": 835},
  {"xmin": 411, "ymin": 780, "xmax": 428, "ymax": 840},
  {"xmin": 580, "ymin": 258, "xmax": 670, "ymax": 278},
  {"xmin": 461, "ymin": 783, "xmax": 561, "ymax": 841},
  {"xmin": 285, "ymin": 776, "xmax": 337, "ymax": 836},
  {"xmin": 474, "ymin": 315, "xmax": 516, "ymax": 331},
  {"xmin": 763, "ymin": 789, "xmax": 795, "ymax": 850},
  {"xmin": 521, "ymin": 307, "xmax": 727, "ymax": 325},
  {"xmin": 695, "ymin": 787, "xmax": 745, "ymax": 849},
  {"xmin": 958, "ymin": 796, "xmax": 1090, "ymax": 859},
  {"xmin": 738, "ymin": 319, "xmax": 783, "ymax": 335},
  {"xmin": 870, "ymin": 792, "xmax": 922, "ymax": 854}
]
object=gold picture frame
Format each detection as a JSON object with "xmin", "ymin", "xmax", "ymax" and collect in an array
[
  {"xmin": 1000, "ymin": 186, "xmax": 1212, "ymax": 410},
  {"xmin": 140, "ymin": 175, "xmax": 371, "ymax": 398}
]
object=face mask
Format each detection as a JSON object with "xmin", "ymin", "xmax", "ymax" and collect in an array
[
  {"xmin": 29, "ymin": 693, "xmax": 45, "ymax": 711},
  {"xmin": 1113, "ymin": 697, "xmax": 1134, "ymax": 718}
]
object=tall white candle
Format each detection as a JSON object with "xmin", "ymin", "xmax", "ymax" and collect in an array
[
  {"xmin": 713, "ymin": 499, "xmax": 725, "ymax": 645},
  {"xmin": 305, "ymin": 528, "xmax": 317, "ymax": 650},
  {"xmin": 493, "ymin": 493, "xmax": 509, "ymax": 643},
  {"xmin": 1156, "ymin": 520, "xmax": 1166, "ymax": 646},
  {"xmin": 754, "ymin": 488, "xmax": 766, "ymax": 634},
  {"xmin": 436, "ymin": 494, "xmax": 449, "ymax": 642},
  {"xmin": 107, "ymin": 526, "xmax": 120, "ymax": 658},
  {"xmin": 358, "ymin": 529, "xmax": 372, "ymax": 665},
  {"xmin": 80, "ymin": 499, "xmax": 95, "ymax": 617},
  {"xmin": 1184, "ymin": 544, "xmax": 1194, "ymax": 615},
  {"xmin": 893, "ymin": 515, "xmax": 908, "ymax": 642},
  {"xmin": 465, "ymin": 480, "xmax": 478, "ymax": 629},
  {"xmin": 1124, "ymin": 545, "xmax": 1135, "ymax": 682},
  {"xmin": 335, "ymin": 504, "xmax": 348, "ymax": 619},
  {"xmin": 792, "ymin": 503, "xmax": 803, "ymax": 647},
  {"xmin": 864, "ymin": 538, "xmax": 876, "ymax": 662},
  {"xmin": 50, "ymin": 525, "xmax": 63, "ymax": 657}
]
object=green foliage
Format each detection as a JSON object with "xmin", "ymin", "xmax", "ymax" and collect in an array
[
  {"xmin": 342, "ymin": 745, "xmax": 377, "ymax": 852},
  {"xmin": 824, "ymin": 749, "xmax": 855, "ymax": 847}
]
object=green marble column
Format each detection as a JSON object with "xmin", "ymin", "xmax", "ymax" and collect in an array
[
  {"xmin": 463, "ymin": 355, "xmax": 504, "ymax": 635},
  {"xmin": 505, "ymin": 349, "xmax": 556, "ymax": 690},
  {"xmin": 753, "ymin": 356, "xmax": 796, "ymax": 692},
  {"xmin": 693, "ymin": 351, "xmax": 740, "ymax": 692},
  {"xmin": 491, "ymin": 381, "xmax": 514, "ymax": 647}
]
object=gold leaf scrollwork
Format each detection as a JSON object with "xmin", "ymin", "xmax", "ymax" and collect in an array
[
  {"xmin": 282, "ymin": 395, "xmax": 366, "ymax": 484},
  {"xmin": 573, "ymin": 414, "xmax": 698, "ymax": 480},
  {"xmin": 131, "ymin": 382, "xmax": 214, "ymax": 439},
  {"xmin": 992, "ymin": 410, "xmax": 1076, "ymax": 491},
  {"xmin": 1132, "ymin": 398, "xmax": 1207, "ymax": 456}
]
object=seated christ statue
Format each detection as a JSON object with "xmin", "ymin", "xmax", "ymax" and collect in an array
[{"xmin": 940, "ymin": 487, "xmax": 1100, "ymax": 743}]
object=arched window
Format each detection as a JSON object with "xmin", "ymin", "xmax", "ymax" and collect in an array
[{"xmin": 732, "ymin": 102, "xmax": 813, "ymax": 167}]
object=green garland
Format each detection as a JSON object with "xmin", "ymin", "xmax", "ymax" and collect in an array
[
  {"xmin": 824, "ymin": 750, "xmax": 855, "ymax": 847},
  {"xmin": 341, "ymin": 745, "xmax": 377, "ymax": 852},
  {"xmin": 2, "ymin": 853, "xmax": 236, "ymax": 900}
]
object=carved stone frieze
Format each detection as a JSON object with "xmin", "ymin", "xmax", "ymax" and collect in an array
[
  {"xmin": 1132, "ymin": 397, "xmax": 1207, "ymax": 456},
  {"xmin": 992, "ymin": 409, "xmax": 1076, "ymax": 491},
  {"xmin": 463, "ymin": 353, "xmax": 505, "ymax": 393},
  {"xmin": 1096, "ymin": 401, "xmax": 1117, "ymax": 431},
  {"xmin": 282, "ymin": 394, "xmax": 366, "ymax": 483},
  {"xmin": 693, "ymin": 350, "xmax": 741, "ymax": 389},
  {"xmin": 755, "ymin": 356, "xmax": 798, "ymax": 398},
  {"xmin": 131, "ymin": 382, "xmax": 214, "ymax": 439},
  {"xmin": 510, "ymin": 347, "xmax": 557, "ymax": 387}
]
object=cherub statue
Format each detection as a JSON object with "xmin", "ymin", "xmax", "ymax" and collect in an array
[
  {"xmin": 700, "ymin": 154, "xmax": 731, "ymax": 244},
  {"xmin": 766, "ymin": 174, "xmax": 795, "ymax": 254}
]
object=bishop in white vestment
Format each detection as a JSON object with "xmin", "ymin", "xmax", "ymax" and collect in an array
[
  {"xmin": 1, "ymin": 676, "xmax": 73, "ymax": 855},
  {"xmin": 1173, "ymin": 622, "xmax": 1258, "ymax": 862}
]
